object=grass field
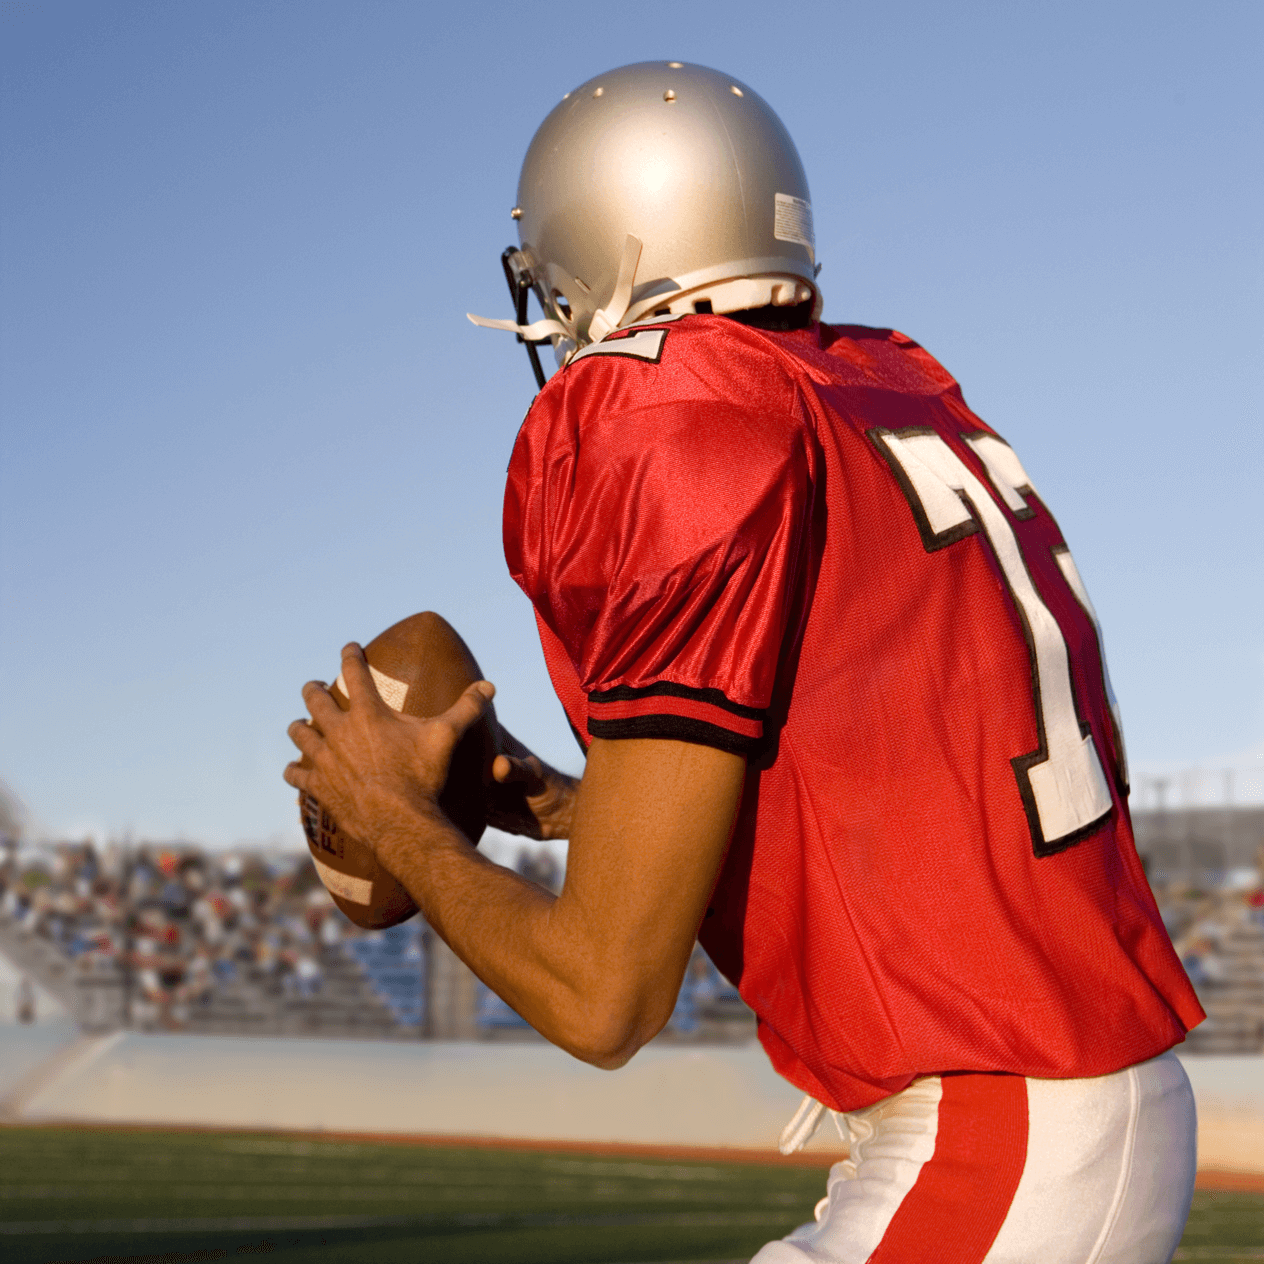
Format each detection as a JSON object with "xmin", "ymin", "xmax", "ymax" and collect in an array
[{"xmin": 1, "ymin": 1127, "xmax": 1260, "ymax": 1264}]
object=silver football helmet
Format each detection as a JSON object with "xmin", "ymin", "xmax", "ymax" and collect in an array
[{"xmin": 469, "ymin": 61, "xmax": 822, "ymax": 386}]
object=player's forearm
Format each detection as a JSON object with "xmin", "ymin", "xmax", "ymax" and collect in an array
[{"xmin": 376, "ymin": 813, "xmax": 661, "ymax": 1067}]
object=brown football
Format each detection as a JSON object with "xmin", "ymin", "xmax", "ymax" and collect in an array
[{"xmin": 299, "ymin": 611, "xmax": 498, "ymax": 929}]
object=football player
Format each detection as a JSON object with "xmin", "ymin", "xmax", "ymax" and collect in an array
[{"xmin": 287, "ymin": 62, "xmax": 1204, "ymax": 1262}]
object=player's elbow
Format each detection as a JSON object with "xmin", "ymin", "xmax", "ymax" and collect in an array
[
  {"xmin": 561, "ymin": 987, "xmax": 675, "ymax": 1071},
  {"xmin": 564, "ymin": 1012, "xmax": 656, "ymax": 1070},
  {"xmin": 568, "ymin": 1029, "xmax": 638, "ymax": 1071}
]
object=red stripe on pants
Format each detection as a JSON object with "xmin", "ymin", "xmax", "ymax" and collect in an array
[{"xmin": 868, "ymin": 1073, "xmax": 1029, "ymax": 1264}]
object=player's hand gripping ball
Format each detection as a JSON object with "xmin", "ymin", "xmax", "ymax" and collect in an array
[{"xmin": 299, "ymin": 612, "xmax": 498, "ymax": 929}]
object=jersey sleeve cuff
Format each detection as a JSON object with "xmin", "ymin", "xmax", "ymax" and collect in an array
[{"xmin": 586, "ymin": 683, "xmax": 766, "ymax": 755}]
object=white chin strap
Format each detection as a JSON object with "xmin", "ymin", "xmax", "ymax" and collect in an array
[
  {"xmin": 586, "ymin": 234, "xmax": 642, "ymax": 344},
  {"xmin": 465, "ymin": 234, "xmax": 643, "ymax": 353},
  {"xmin": 465, "ymin": 312, "xmax": 570, "ymax": 341}
]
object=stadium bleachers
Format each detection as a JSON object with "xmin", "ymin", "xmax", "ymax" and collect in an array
[
  {"xmin": 0, "ymin": 838, "xmax": 758, "ymax": 1043},
  {"xmin": 344, "ymin": 922, "xmax": 425, "ymax": 1029},
  {"xmin": 14, "ymin": 822, "xmax": 1261, "ymax": 1051},
  {"xmin": 1170, "ymin": 889, "xmax": 1264, "ymax": 1054}
]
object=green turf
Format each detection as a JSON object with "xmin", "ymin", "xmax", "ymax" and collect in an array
[
  {"xmin": 0, "ymin": 1127, "xmax": 1260, "ymax": 1263},
  {"xmin": 1173, "ymin": 1190, "xmax": 1264, "ymax": 1263},
  {"xmin": 0, "ymin": 1127, "xmax": 819, "ymax": 1263}
]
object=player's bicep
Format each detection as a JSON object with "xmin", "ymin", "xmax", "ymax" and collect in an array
[{"xmin": 558, "ymin": 737, "xmax": 744, "ymax": 1046}]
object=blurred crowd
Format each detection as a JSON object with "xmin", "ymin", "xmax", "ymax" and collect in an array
[
  {"xmin": 1154, "ymin": 850, "xmax": 1264, "ymax": 1053},
  {"xmin": 0, "ymin": 838, "xmax": 343, "ymax": 1029},
  {"xmin": 16, "ymin": 829, "xmax": 1259, "ymax": 1045},
  {"xmin": 1166, "ymin": 882, "xmax": 1264, "ymax": 988},
  {"xmin": 0, "ymin": 837, "xmax": 747, "ymax": 1039},
  {"xmin": 1154, "ymin": 842, "xmax": 1264, "ymax": 969}
]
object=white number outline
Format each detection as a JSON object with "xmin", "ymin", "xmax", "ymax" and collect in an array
[
  {"xmin": 569, "ymin": 328, "xmax": 669, "ymax": 365},
  {"xmin": 870, "ymin": 426, "xmax": 1117, "ymax": 856}
]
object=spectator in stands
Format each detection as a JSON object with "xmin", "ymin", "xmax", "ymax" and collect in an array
[
  {"xmin": 1249, "ymin": 888, "xmax": 1264, "ymax": 927},
  {"xmin": 292, "ymin": 954, "xmax": 322, "ymax": 998},
  {"xmin": 1180, "ymin": 941, "xmax": 1217, "ymax": 989},
  {"xmin": 16, "ymin": 975, "xmax": 35, "ymax": 1024}
]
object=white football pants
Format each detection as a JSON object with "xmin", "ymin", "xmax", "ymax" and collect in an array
[{"xmin": 751, "ymin": 1050, "xmax": 1196, "ymax": 1264}]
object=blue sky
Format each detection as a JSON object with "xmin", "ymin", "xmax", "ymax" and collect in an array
[{"xmin": 1, "ymin": 0, "xmax": 1260, "ymax": 846}]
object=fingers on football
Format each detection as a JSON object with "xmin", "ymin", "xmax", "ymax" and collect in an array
[
  {"xmin": 282, "ymin": 760, "xmax": 311, "ymax": 791},
  {"xmin": 287, "ymin": 718, "xmax": 321, "ymax": 756},
  {"xmin": 492, "ymin": 752, "xmax": 543, "ymax": 785},
  {"xmin": 437, "ymin": 680, "xmax": 495, "ymax": 745},
  {"xmin": 338, "ymin": 643, "xmax": 386, "ymax": 709},
  {"xmin": 301, "ymin": 680, "xmax": 343, "ymax": 727}
]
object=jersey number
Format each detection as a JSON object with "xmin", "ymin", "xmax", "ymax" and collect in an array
[
  {"xmin": 872, "ymin": 427, "xmax": 1124, "ymax": 856},
  {"xmin": 569, "ymin": 327, "xmax": 669, "ymax": 365}
]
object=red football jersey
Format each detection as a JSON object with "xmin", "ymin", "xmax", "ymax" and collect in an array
[{"xmin": 503, "ymin": 315, "xmax": 1203, "ymax": 1111}]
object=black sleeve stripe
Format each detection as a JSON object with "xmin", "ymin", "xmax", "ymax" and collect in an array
[
  {"xmin": 587, "ymin": 713, "xmax": 761, "ymax": 756},
  {"xmin": 588, "ymin": 680, "xmax": 766, "ymax": 722}
]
